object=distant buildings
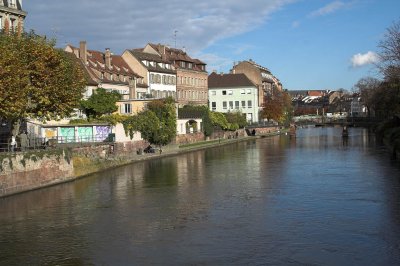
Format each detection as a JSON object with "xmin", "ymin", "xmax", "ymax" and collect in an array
[{"xmin": 0, "ymin": 0, "xmax": 26, "ymax": 32}]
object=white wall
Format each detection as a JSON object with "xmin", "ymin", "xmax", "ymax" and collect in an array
[{"xmin": 114, "ymin": 123, "xmax": 142, "ymax": 142}]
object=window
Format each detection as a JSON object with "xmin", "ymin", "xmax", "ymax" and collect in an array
[
  {"xmin": 172, "ymin": 76, "xmax": 176, "ymax": 85},
  {"xmin": 180, "ymin": 61, "xmax": 185, "ymax": 68},
  {"xmin": 211, "ymin": 102, "xmax": 216, "ymax": 111},
  {"xmin": 0, "ymin": 17, "xmax": 2, "ymax": 29},
  {"xmin": 228, "ymin": 90, "xmax": 233, "ymax": 95},
  {"xmin": 162, "ymin": 75, "xmax": 166, "ymax": 84},
  {"xmin": 229, "ymin": 101, "xmax": 233, "ymax": 109},
  {"xmin": 235, "ymin": 101, "xmax": 239, "ymax": 109},
  {"xmin": 223, "ymin": 101, "xmax": 227, "ymax": 109},
  {"xmin": 110, "ymin": 74, "xmax": 113, "ymax": 81},
  {"xmin": 240, "ymin": 89, "xmax": 245, "ymax": 94},
  {"xmin": 150, "ymin": 74, "xmax": 155, "ymax": 83},
  {"xmin": 247, "ymin": 89, "xmax": 252, "ymax": 94},
  {"xmin": 101, "ymin": 72, "xmax": 104, "ymax": 79},
  {"xmin": 241, "ymin": 101, "xmax": 246, "ymax": 108},
  {"xmin": 247, "ymin": 100, "xmax": 252, "ymax": 108},
  {"xmin": 122, "ymin": 103, "xmax": 131, "ymax": 114},
  {"xmin": 222, "ymin": 90, "xmax": 227, "ymax": 95}
]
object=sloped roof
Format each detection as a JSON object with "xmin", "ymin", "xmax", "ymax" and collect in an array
[
  {"xmin": 178, "ymin": 109, "xmax": 204, "ymax": 119},
  {"xmin": 147, "ymin": 43, "xmax": 207, "ymax": 72},
  {"xmin": 128, "ymin": 50, "xmax": 177, "ymax": 74},
  {"xmin": 66, "ymin": 44, "xmax": 142, "ymax": 85},
  {"xmin": 208, "ymin": 72, "xmax": 256, "ymax": 88}
]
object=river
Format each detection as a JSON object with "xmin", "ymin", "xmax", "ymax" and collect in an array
[{"xmin": 0, "ymin": 127, "xmax": 400, "ymax": 265}]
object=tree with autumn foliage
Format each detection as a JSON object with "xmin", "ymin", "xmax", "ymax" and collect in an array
[
  {"xmin": 0, "ymin": 31, "xmax": 86, "ymax": 136},
  {"xmin": 261, "ymin": 88, "xmax": 293, "ymax": 125}
]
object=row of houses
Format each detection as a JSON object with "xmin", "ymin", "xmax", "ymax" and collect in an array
[{"xmin": 1, "ymin": 2, "xmax": 284, "ymax": 146}]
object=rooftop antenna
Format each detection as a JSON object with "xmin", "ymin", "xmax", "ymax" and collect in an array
[{"xmin": 174, "ymin": 30, "xmax": 178, "ymax": 48}]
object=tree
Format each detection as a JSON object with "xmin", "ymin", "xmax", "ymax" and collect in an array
[
  {"xmin": 124, "ymin": 97, "xmax": 176, "ymax": 147},
  {"xmin": 378, "ymin": 19, "xmax": 400, "ymax": 80},
  {"xmin": 209, "ymin": 111, "xmax": 229, "ymax": 130},
  {"xmin": 80, "ymin": 88, "xmax": 121, "ymax": 119},
  {"xmin": 355, "ymin": 77, "xmax": 381, "ymax": 117},
  {"xmin": 0, "ymin": 31, "xmax": 86, "ymax": 136},
  {"xmin": 262, "ymin": 88, "xmax": 293, "ymax": 124},
  {"xmin": 224, "ymin": 111, "xmax": 248, "ymax": 129}
]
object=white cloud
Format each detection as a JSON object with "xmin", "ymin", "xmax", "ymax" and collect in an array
[
  {"xmin": 350, "ymin": 51, "xmax": 379, "ymax": 67},
  {"xmin": 23, "ymin": 0, "xmax": 295, "ymax": 55},
  {"xmin": 309, "ymin": 1, "xmax": 346, "ymax": 17}
]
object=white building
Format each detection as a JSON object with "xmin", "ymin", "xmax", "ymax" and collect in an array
[
  {"xmin": 208, "ymin": 72, "xmax": 259, "ymax": 123},
  {"xmin": 122, "ymin": 46, "xmax": 177, "ymax": 99}
]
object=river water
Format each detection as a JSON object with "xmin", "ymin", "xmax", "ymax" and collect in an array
[{"xmin": 1, "ymin": 127, "xmax": 400, "ymax": 265}]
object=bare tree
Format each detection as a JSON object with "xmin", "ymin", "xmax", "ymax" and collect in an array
[
  {"xmin": 355, "ymin": 77, "xmax": 381, "ymax": 117},
  {"xmin": 378, "ymin": 19, "xmax": 400, "ymax": 80}
]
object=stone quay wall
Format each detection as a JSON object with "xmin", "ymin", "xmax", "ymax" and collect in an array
[{"xmin": 0, "ymin": 150, "xmax": 74, "ymax": 197}]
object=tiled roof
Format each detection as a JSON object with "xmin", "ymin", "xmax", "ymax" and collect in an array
[
  {"xmin": 62, "ymin": 50, "xmax": 98, "ymax": 86},
  {"xmin": 208, "ymin": 72, "xmax": 256, "ymax": 88},
  {"xmin": 128, "ymin": 50, "xmax": 177, "ymax": 74},
  {"xmin": 178, "ymin": 109, "xmax": 204, "ymax": 119},
  {"xmin": 148, "ymin": 43, "xmax": 207, "ymax": 72},
  {"xmin": 67, "ymin": 44, "xmax": 142, "ymax": 85}
]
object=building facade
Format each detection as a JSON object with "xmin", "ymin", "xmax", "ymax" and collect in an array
[
  {"xmin": 208, "ymin": 72, "xmax": 259, "ymax": 123},
  {"xmin": 146, "ymin": 44, "xmax": 208, "ymax": 107},
  {"xmin": 231, "ymin": 60, "xmax": 282, "ymax": 108},
  {"xmin": 122, "ymin": 46, "xmax": 177, "ymax": 99},
  {"xmin": 65, "ymin": 41, "xmax": 148, "ymax": 117},
  {"xmin": 0, "ymin": 0, "xmax": 26, "ymax": 32}
]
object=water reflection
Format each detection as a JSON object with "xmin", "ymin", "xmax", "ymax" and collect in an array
[{"xmin": 0, "ymin": 127, "xmax": 400, "ymax": 265}]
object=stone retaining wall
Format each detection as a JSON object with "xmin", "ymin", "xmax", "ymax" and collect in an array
[{"xmin": 0, "ymin": 150, "xmax": 74, "ymax": 197}]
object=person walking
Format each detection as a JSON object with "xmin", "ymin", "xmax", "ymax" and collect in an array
[{"xmin": 10, "ymin": 136, "xmax": 17, "ymax": 152}]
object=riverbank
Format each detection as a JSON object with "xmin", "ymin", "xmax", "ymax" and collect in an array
[
  {"xmin": 376, "ymin": 116, "xmax": 400, "ymax": 160},
  {"xmin": 0, "ymin": 129, "xmax": 285, "ymax": 198}
]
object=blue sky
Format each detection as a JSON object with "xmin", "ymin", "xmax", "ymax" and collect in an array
[{"xmin": 24, "ymin": 0, "xmax": 399, "ymax": 90}]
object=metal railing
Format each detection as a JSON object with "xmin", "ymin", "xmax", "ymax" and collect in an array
[{"xmin": 0, "ymin": 134, "xmax": 114, "ymax": 153}]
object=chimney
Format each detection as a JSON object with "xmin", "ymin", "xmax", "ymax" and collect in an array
[
  {"xmin": 79, "ymin": 41, "xmax": 87, "ymax": 64},
  {"xmin": 158, "ymin": 44, "xmax": 167, "ymax": 60},
  {"xmin": 128, "ymin": 78, "xmax": 136, "ymax": 99},
  {"xmin": 105, "ymin": 48, "xmax": 112, "ymax": 69}
]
